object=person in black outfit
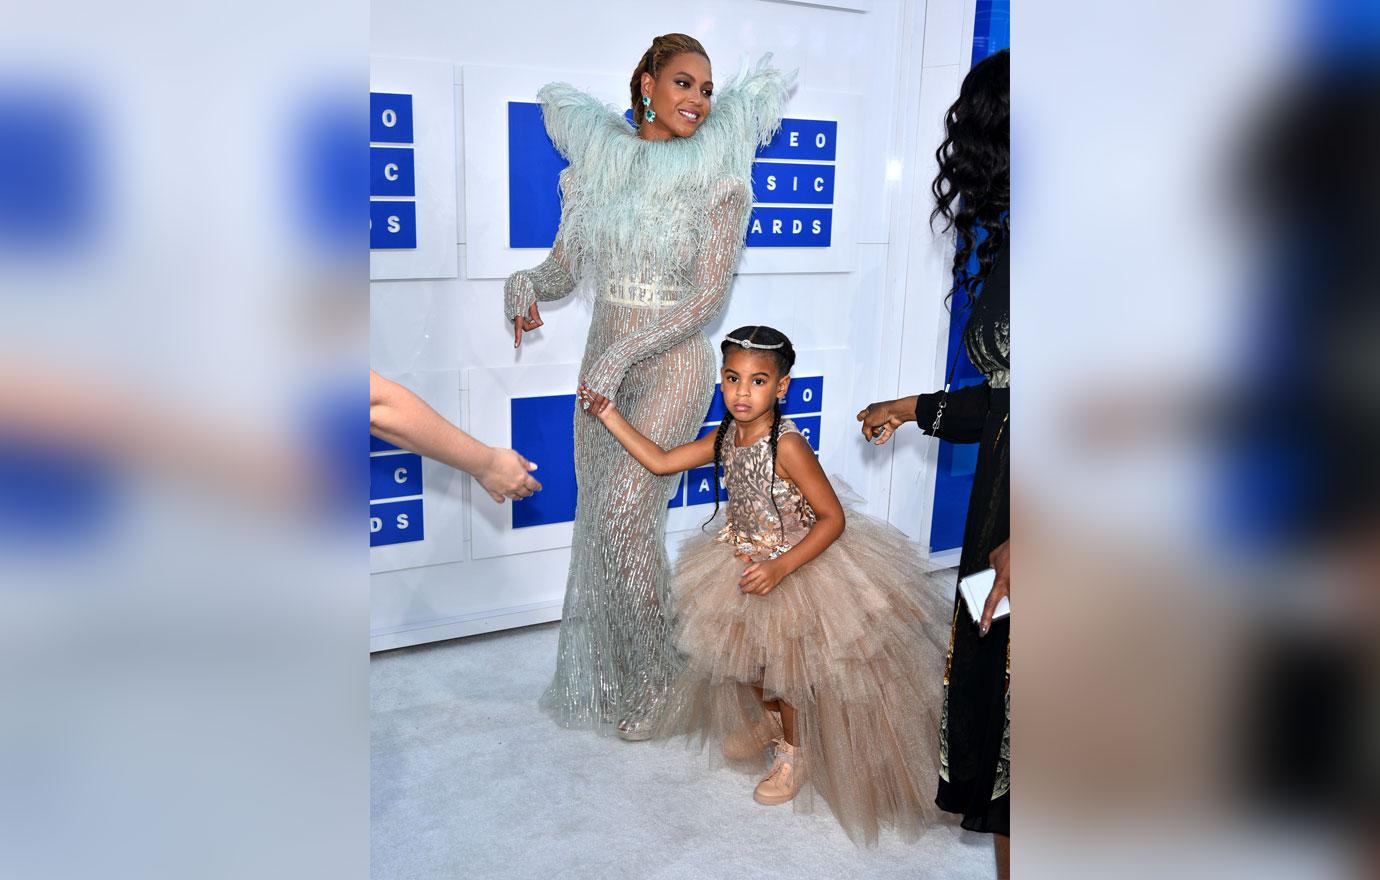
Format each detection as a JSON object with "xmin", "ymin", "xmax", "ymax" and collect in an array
[{"xmin": 856, "ymin": 48, "xmax": 1010, "ymax": 876}]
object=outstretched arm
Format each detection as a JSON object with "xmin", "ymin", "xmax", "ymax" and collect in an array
[
  {"xmin": 578, "ymin": 384, "xmax": 716, "ymax": 476},
  {"xmin": 370, "ymin": 370, "xmax": 541, "ymax": 502},
  {"xmin": 857, "ymin": 382, "xmax": 991, "ymax": 446},
  {"xmin": 738, "ymin": 433, "xmax": 845, "ymax": 595},
  {"xmin": 581, "ymin": 181, "xmax": 750, "ymax": 398}
]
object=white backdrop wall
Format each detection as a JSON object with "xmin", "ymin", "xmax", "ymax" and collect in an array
[{"xmin": 370, "ymin": 0, "xmax": 978, "ymax": 652}]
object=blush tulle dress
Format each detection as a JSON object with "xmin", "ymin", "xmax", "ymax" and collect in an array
[{"xmin": 657, "ymin": 419, "xmax": 950, "ymax": 845}]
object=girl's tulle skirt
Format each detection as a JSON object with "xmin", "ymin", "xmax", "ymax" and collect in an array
[{"xmin": 656, "ymin": 507, "xmax": 952, "ymax": 845}]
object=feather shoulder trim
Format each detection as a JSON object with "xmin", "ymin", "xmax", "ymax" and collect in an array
[
  {"xmin": 535, "ymin": 55, "xmax": 794, "ymax": 175},
  {"xmin": 532, "ymin": 57, "xmax": 795, "ymax": 287},
  {"xmin": 535, "ymin": 82, "xmax": 628, "ymax": 166}
]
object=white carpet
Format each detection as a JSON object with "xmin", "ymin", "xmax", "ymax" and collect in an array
[{"xmin": 371, "ymin": 578, "xmax": 996, "ymax": 879}]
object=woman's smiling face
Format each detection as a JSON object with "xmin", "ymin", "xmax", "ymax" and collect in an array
[{"xmin": 641, "ymin": 52, "xmax": 713, "ymax": 139}]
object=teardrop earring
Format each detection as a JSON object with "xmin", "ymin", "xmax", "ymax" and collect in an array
[{"xmin": 642, "ymin": 94, "xmax": 656, "ymax": 124}]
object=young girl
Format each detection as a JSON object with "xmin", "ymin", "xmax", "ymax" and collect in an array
[{"xmin": 577, "ymin": 326, "xmax": 948, "ymax": 845}]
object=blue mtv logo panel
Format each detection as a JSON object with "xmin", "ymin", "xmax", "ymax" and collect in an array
[
  {"xmin": 0, "ymin": 90, "xmax": 97, "ymax": 255},
  {"xmin": 371, "ymin": 498, "xmax": 424, "ymax": 547},
  {"xmin": 790, "ymin": 415, "xmax": 822, "ymax": 452},
  {"xmin": 757, "ymin": 118, "xmax": 838, "ymax": 161},
  {"xmin": 370, "ymin": 453, "xmax": 423, "ymax": 501},
  {"xmin": 370, "ymin": 200, "xmax": 417, "ymax": 249},
  {"xmin": 370, "ymin": 93, "xmax": 414, "ymax": 144},
  {"xmin": 297, "ymin": 99, "xmax": 364, "ymax": 251},
  {"xmin": 686, "ymin": 466, "xmax": 727, "ymax": 506},
  {"xmin": 370, "ymin": 147, "xmax": 415, "ymax": 197},
  {"xmin": 0, "ymin": 436, "xmax": 116, "ymax": 548},
  {"xmin": 782, "ymin": 376, "xmax": 823, "ymax": 415},
  {"xmin": 510, "ymin": 394, "xmax": 578, "ymax": 528},
  {"xmin": 507, "ymin": 101, "xmax": 569, "ymax": 248},
  {"xmin": 369, "ymin": 434, "xmax": 400, "ymax": 452},
  {"xmin": 746, "ymin": 207, "xmax": 832, "ymax": 248},
  {"xmin": 751, "ymin": 163, "xmax": 835, "ymax": 205}
]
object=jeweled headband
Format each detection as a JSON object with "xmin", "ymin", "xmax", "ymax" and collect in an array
[{"xmin": 725, "ymin": 334, "xmax": 784, "ymax": 350}]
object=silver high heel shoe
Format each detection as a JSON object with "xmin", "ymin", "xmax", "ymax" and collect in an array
[{"xmin": 616, "ymin": 688, "xmax": 668, "ymax": 742}]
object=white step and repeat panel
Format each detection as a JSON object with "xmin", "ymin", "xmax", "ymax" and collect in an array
[
  {"xmin": 369, "ymin": 56, "xmax": 458, "ymax": 280},
  {"xmin": 372, "ymin": 71, "xmax": 871, "ymax": 648},
  {"xmin": 368, "ymin": 56, "xmax": 468, "ymax": 582},
  {"xmin": 369, "ymin": 0, "xmax": 974, "ymax": 651}
]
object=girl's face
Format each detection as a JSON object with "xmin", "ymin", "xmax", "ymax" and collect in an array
[
  {"xmin": 641, "ymin": 52, "xmax": 713, "ymax": 139},
  {"xmin": 720, "ymin": 349, "xmax": 790, "ymax": 425}
]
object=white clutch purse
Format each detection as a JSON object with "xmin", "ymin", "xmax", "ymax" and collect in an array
[{"xmin": 959, "ymin": 567, "xmax": 1010, "ymax": 624}]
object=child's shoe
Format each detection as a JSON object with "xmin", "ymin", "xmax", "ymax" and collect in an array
[
  {"xmin": 753, "ymin": 739, "xmax": 804, "ymax": 805},
  {"xmin": 721, "ymin": 711, "xmax": 782, "ymax": 761}
]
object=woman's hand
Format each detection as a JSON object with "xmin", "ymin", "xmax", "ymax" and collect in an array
[
  {"xmin": 513, "ymin": 302, "xmax": 543, "ymax": 348},
  {"xmin": 739, "ymin": 558, "xmax": 789, "ymax": 595},
  {"xmin": 980, "ymin": 538, "xmax": 1010, "ymax": 636},
  {"xmin": 576, "ymin": 383, "xmax": 616, "ymax": 421},
  {"xmin": 857, "ymin": 399, "xmax": 907, "ymax": 445},
  {"xmin": 475, "ymin": 448, "xmax": 542, "ymax": 503}
]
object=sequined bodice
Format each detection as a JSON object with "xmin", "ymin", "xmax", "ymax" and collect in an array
[{"xmin": 716, "ymin": 419, "xmax": 817, "ymax": 562}]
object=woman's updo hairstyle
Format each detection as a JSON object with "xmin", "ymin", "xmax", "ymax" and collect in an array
[{"xmin": 630, "ymin": 33, "xmax": 710, "ymax": 126}]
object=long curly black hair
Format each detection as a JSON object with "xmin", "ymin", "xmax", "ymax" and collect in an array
[
  {"xmin": 706, "ymin": 326, "xmax": 797, "ymax": 538},
  {"xmin": 931, "ymin": 48, "xmax": 1009, "ymax": 308}
]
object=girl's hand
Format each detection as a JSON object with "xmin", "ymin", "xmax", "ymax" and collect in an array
[
  {"xmin": 739, "ymin": 558, "xmax": 789, "ymax": 595},
  {"xmin": 513, "ymin": 302, "xmax": 543, "ymax": 348},
  {"xmin": 857, "ymin": 400, "xmax": 906, "ymax": 445},
  {"xmin": 576, "ymin": 383, "xmax": 615, "ymax": 420},
  {"xmin": 980, "ymin": 538, "xmax": 1010, "ymax": 636}
]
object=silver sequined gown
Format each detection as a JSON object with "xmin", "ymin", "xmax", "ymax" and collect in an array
[{"xmin": 503, "ymin": 60, "xmax": 790, "ymax": 732}]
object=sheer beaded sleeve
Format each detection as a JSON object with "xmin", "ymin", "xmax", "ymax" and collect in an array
[
  {"xmin": 503, "ymin": 233, "xmax": 576, "ymax": 322},
  {"xmin": 582, "ymin": 180, "xmax": 750, "ymax": 398}
]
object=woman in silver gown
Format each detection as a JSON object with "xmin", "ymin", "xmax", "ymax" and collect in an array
[{"xmin": 504, "ymin": 34, "xmax": 789, "ymax": 738}]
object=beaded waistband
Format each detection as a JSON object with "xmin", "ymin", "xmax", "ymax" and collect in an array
[{"xmin": 601, "ymin": 278, "xmax": 687, "ymax": 309}]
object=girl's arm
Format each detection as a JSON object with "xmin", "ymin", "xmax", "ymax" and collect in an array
[
  {"xmin": 578, "ymin": 384, "xmax": 716, "ymax": 476},
  {"xmin": 739, "ymin": 432, "xmax": 846, "ymax": 595}
]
